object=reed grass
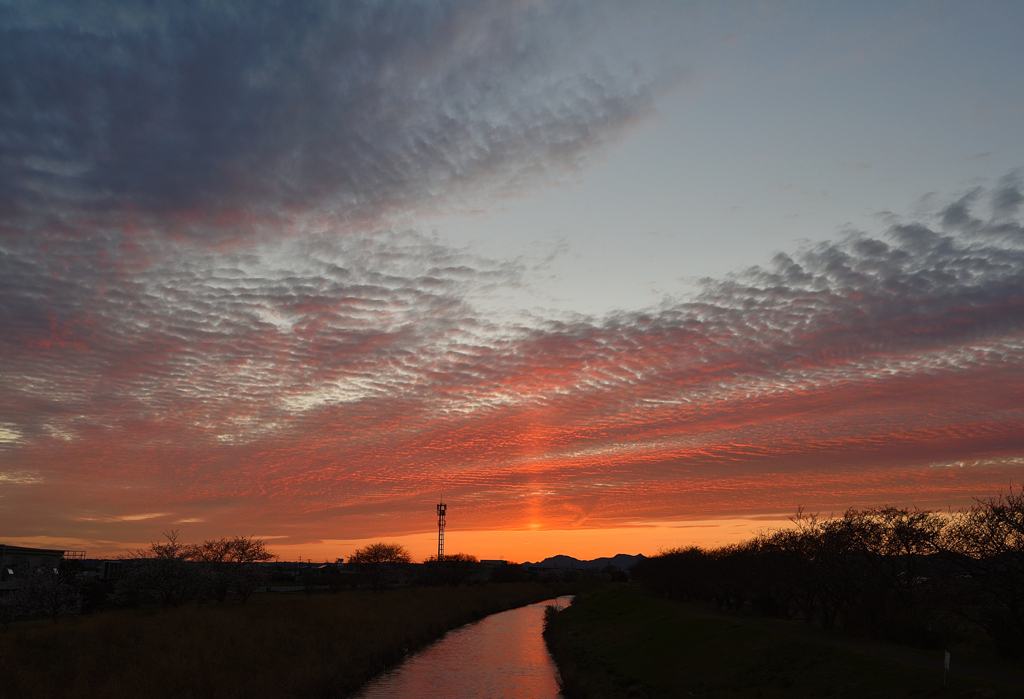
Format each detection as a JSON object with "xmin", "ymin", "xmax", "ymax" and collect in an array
[{"xmin": 0, "ymin": 582, "xmax": 558, "ymax": 698}]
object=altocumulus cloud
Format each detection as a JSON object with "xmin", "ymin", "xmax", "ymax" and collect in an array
[
  {"xmin": 1, "ymin": 1, "xmax": 1023, "ymax": 545},
  {"xmin": 1, "ymin": 0, "xmax": 675, "ymax": 234},
  {"xmin": 4, "ymin": 183, "xmax": 1023, "ymax": 541}
]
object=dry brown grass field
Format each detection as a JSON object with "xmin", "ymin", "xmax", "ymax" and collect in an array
[{"xmin": 0, "ymin": 582, "xmax": 560, "ymax": 699}]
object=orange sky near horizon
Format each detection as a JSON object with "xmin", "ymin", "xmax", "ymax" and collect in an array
[{"xmin": 5, "ymin": 518, "xmax": 797, "ymax": 564}]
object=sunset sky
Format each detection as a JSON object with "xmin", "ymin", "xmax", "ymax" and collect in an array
[{"xmin": 3, "ymin": 1, "xmax": 1024, "ymax": 563}]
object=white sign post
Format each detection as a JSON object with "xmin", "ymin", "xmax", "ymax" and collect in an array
[{"xmin": 943, "ymin": 650, "xmax": 950, "ymax": 686}]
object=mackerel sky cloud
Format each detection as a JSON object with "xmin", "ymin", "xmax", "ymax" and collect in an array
[{"xmin": 2, "ymin": 1, "xmax": 1023, "ymax": 559}]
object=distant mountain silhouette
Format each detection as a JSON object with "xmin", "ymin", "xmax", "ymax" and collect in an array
[{"xmin": 520, "ymin": 553, "xmax": 645, "ymax": 570}]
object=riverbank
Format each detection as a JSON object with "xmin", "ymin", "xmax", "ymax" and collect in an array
[
  {"xmin": 357, "ymin": 594, "xmax": 573, "ymax": 698},
  {"xmin": 0, "ymin": 582, "xmax": 563, "ymax": 698},
  {"xmin": 545, "ymin": 585, "xmax": 1020, "ymax": 698}
]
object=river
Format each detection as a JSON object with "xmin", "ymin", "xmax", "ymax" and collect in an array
[{"xmin": 352, "ymin": 595, "xmax": 573, "ymax": 699}]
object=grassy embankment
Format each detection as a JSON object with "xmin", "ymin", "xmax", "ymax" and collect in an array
[
  {"xmin": 545, "ymin": 585, "xmax": 1020, "ymax": 698},
  {"xmin": 0, "ymin": 582, "xmax": 562, "ymax": 699}
]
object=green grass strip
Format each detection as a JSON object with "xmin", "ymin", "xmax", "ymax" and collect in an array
[{"xmin": 546, "ymin": 586, "xmax": 1017, "ymax": 698}]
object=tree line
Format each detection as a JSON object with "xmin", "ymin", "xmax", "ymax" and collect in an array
[
  {"xmin": 631, "ymin": 490, "xmax": 1024, "ymax": 659},
  {"xmin": 345, "ymin": 542, "xmax": 522, "ymax": 589},
  {"xmin": 1, "ymin": 531, "xmax": 276, "ymax": 624},
  {"xmin": 1, "ymin": 535, "xmax": 535, "ymax": 625},
  {"xmin": 111, "ymin": 531, "xmax": 277, "ymax": 607}
]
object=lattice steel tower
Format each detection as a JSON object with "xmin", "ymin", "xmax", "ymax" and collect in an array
[{"xmin": 436, "ymin": 499, "xmax": 447, "ymax": 561}]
